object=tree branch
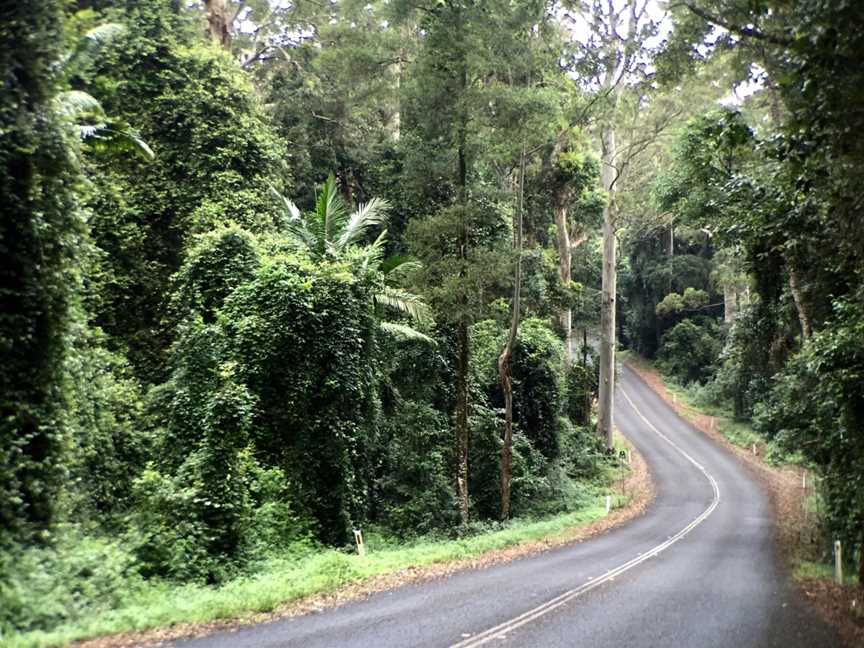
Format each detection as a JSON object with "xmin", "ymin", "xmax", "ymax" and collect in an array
[{"xmin": 675, "ymin": 2, "xmax": 793, "ymax": 47}]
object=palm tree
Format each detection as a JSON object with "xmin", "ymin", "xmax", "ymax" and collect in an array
[
  {"xmin": 272, "ymin": 176, "xmax": 432, "ymax": 341},
  {"xmin": 54, "ymin": 23, "xmax": 154, "ymax": 160}
]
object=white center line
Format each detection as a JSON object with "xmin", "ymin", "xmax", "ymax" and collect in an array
[{"xmin": 449, "ymin": 387, "xmax": 721, "ymax": 648}]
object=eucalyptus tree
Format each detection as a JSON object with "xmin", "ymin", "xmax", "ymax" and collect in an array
[
  {"xmin": 400, "ymin": 0, "xmax": 574, "ymax": 524},
  {"xmin": 561, "ymin": 0, "xmax": 661, "ymax": 449}
]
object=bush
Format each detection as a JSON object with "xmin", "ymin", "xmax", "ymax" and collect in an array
[
  {"xmin": 374, "ymin": 401, "xmax": 456, "ymax": 536},
  {"xmin": 471, "ymin": 318, "xmax": 566, "ymax": 459},
  {"xmin": 566, "ymin": 362, "xmax": 597, "ymax": 425},
  {"xmin": 657, "ymin": 317, "xmax": 724, "ymax": 385},
  {"xmin": 0, "ymin": 530, "xmax": 143, "ymax": 637}
]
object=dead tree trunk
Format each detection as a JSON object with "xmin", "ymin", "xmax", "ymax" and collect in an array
[
  {"xmin": 598, "ymin": 125, "xmax": 618, "ymax": 451},
  {"xmin": 499, "ymin": 150, "xmax": 526, "ymax": 520}
]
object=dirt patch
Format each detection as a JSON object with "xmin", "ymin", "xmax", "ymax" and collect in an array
[
  {"xmin": 625, "ymin": 359, "xmax": 863, "ymax": 648},
  {"xmin": 799, "ymin": 578, "xmax": 864, "ymax": 648},
  {"xmin": 73, "ymin": 443, "xmax": 654, "ymax": 648}
]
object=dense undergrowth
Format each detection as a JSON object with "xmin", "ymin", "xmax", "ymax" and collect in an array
[{"xmin": 4, "ymin": 458, "xmax": 629, "ymax": 648}]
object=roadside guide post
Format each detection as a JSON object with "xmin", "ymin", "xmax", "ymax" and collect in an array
[
  {"xmin": 354, "ymin": 529, "xmax": 366, "ymax": 557},
  {"xmin": 834, "ymin": 540, "xmax": 843, "ymax": 584}
]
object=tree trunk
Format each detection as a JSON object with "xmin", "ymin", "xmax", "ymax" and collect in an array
[
  {"xmin": 787, "ymin": 265, "xmax": 812, "ymax": 339},
  {"xmin": 859, "ymin": 523, "xmax": 864, "ymax": 591},
  {"xmin": 723, "ymin": 284, "xmax": 738, "ymax": 323},
  {"xmin": 454, "ymin": 51, "xmax": 470, "ymax": 528},
  {"xmin": 204, "ymin": 0, "xmax": 232, "ymax": 50},
  {"xmin": 598, "ymin": 125, "xmax": 617, "ymax": 451},
  {"xmin": 455, "ymin": 319, "xmax": 470, "ymax": 526},
  {"xmin": 499, "ymin": 150, "xmax": 526, "ymax": 521},
  {"xmin": 554, "ymin": 198, "xmax": 572, "ymax": 366}
]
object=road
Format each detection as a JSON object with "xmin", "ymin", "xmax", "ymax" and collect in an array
[{"xmin": 175, "ymin": 364, "xmax": 838, "ymax": 648}]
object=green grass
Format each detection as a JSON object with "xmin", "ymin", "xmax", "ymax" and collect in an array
[
  {"xmin": 9, "ymin": 495, "xmax": 626, "ymax": 648},
  {"xmin": 794, "ymin": 560, "xmax": 860, "ymax": 587}
]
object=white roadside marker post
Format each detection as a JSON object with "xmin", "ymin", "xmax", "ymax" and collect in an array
[
  {"xmin": 802, "ymin": 470, "xmax": 807, "ymax": 490},
  {"xmin": 605, "ymin": 495, "xmax": 611, "ymax": 514},
  {"xmin": 354, "ymin": 528, "xmax": 366, "ymax": 557},
  {"xmin": 834, "ymin": 540, "xmax": 843, "ymax": 584}
]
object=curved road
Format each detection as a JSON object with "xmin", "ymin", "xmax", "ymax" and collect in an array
[{"xmin": 175, "ymin": 365, "xmax": 838, "ymax": 648}]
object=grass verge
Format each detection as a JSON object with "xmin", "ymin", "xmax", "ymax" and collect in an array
[{"xmin": 10, "ymin": 452, "xmax": 647, "ymax": 648}]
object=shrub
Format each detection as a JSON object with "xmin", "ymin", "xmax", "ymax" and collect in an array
[
  {"xmin": 566, "ymin": 362, "xmax": 597, "ymax": 425},
  {"xmin": 374, "ymin": 401, "xmax": 456, "ymax": 536},
  {"xmin": 0, "ymin": 530, "xmax": 143, "ymax": 636},
  {"xmin": 657, "ymin": 317, "xmax": 724, "ymax": 385}
]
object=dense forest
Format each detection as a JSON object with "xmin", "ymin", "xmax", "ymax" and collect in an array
[{"xmin": 1, "ymin": 0, "xmax": 862, "ymax": 643}]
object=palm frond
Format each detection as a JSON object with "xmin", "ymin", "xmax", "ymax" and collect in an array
[
  {"xmin": 356, "ymin": 230, "xmax": 388, "ymax": 271},
  {"xmin": 317, "ymin": 175, "xmax": 348, "ymax": 253},
  {"xmin": 54, "ymin": 90, "xmax": 104, "ymax": 120},
  {"xmin": 375, "ymin": 286, "xmax": 432, "ymax": 323},
  {"xmin": 269, "ymin": 185, "xmax": 301, "ymax": 221},
  {"xmin": 64, "ymin": 23, "xmax": 127, "ymax": 76},
  {"xmin": 285, "ymin": 217, "xmax": 318, "ymax": 252},
  {"xmin": 381, "ymin": 254, "xmax": 422, "ymax": 279},
  {"xmin": 81, "ymin": 124, "xmax": 155, "ymax": 160},
  {"xmin": 378, "ymin": 322, "xmax": 435, "ymax": 345},
  {"xmin": 338, "ymin": 197, "xmax": 391, "ymax": 249}
]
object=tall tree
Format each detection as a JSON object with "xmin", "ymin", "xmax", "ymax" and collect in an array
[
  {"xmin": 567, "ymin": 0, "xmax": 658, "ymax": 448},
  {"xmin": 0, "ymin": 0, "xmax": 84, "ymax": 542}
]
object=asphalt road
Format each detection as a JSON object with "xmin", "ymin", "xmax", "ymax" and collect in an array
[{"xmin": 175, "ymin": 364, "xmax": 839, "ymax": 648}]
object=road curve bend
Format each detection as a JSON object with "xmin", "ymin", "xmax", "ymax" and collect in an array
[{"xmin": 174, "ymin": 364, "xmax": 838, "ymax": 648}]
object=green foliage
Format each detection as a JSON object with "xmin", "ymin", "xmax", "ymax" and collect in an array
[
  {"xmin": 0, "ymin": 0, "xmax": 85, "ymax": 543},
  {"xmin": 657, "ymin": 318, "xmax": 724, "ymax": 385},
  {"xmin": 753, "ymin": 295, "xmax": 864, "ymax": 556},
  {"xmin": 0, "ymin": 528, "xmax": 143, "ymax": 637},
  {"xmin": 471, "ymin": 319, "xmax": 566, "ymax": 460},
  {"xmin": 655, "ymin": 287, "xmax": 710, "ymax": 317},
  {"xmin": 374, "ymin": 401, "xmax": 456, "ymax": 535},
  {"xmin": 566, "ymin": 361, "xmax": 598, "ymax": 426},
  {"xmin": 63, "ymin": 326, "xmax": 147, "ymax": 521},
  {"xmin": 621, "ymin": 225, "xmax": 721, "ymax": 359},
  {"xmin": 219, "ymin": 254, "xmax": 379, "ymax": 546},
  {"xmin": 85, "ymin": 0, "xmax": 286, "ymax": 381}
]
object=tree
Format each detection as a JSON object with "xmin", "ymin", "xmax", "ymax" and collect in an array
[
  {"xmin": 273, "ymin": 174, "xmax": 430, "ymax": 330},
  {"xmin": 563, "ymin": 0, "xmax": 664, "ymax": 448},
  {"xmin": 0, "ymin": 0, "xmax": 84, "ymax": 542},
  {"xmin": 84, "ymin": 0, "xmax": 285, "ymax": 381},
  {"xmin": 542, "ymin": 132, "xmax": 602, "ymax": 364},
  {"xmin": 665, "ymin": 0, "xmax": 864, "ymax": 584}
]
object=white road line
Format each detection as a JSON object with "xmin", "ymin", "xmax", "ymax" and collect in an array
[{"xmin": 450, "ymin": 386, "xmax": 721, "ymax": 648}]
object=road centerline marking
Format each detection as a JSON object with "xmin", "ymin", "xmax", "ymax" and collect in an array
[{"xmin": 449, "ymin": 386, "xmax": 721, "ymax": 648}]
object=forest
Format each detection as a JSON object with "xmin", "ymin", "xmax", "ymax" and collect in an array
[{"xmin": 1, "ymin": 0, "xmax": 862, "ymax": 644}]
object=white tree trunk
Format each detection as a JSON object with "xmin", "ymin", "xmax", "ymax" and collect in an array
[
  {"xmin": 598, "ymin": 125, "xmax": 617, "ymax": 451},
  {"xmin": 723, "ymin": 284, "xmax": 738, "ymax": 323}
]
